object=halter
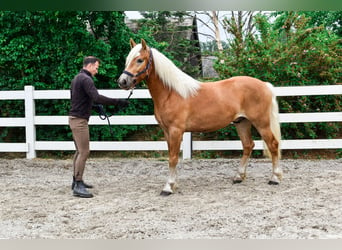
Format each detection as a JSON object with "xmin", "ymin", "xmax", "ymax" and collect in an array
[{"xmin": 123, "ymin": 48, "xmax": 153, "ymax": 79}]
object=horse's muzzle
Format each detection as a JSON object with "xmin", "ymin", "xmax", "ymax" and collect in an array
[{"xmin": 117, "ymin": 74, "xmax": 132, "ymax": 90}]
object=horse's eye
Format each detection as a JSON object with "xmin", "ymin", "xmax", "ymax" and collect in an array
[{"xmin": 137, "ymin": 59, "xmax": 144, "ymax": 63}]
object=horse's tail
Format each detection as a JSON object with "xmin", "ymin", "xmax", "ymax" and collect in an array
[{"xmin": 264, "ymin": 82, "xmax": 282, "ymax": 159}]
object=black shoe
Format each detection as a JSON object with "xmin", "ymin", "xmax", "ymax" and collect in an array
[
  {"xmin": 73, "ymin": 181, "xmax": 94, "ymax": 198},
  {"xmin": 71, "ymin": 177, "xmax": 93, "ymax": 190}
]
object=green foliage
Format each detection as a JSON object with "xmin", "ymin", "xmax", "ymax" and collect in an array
[
  {"xmin": 284, "ymin": 11, "xmax": 342, "ymax": 37},
  {"xmin": 213, "ymin": 11, "xmax": 341, "ymax": 141},
  {"xmin": 0, "ymin": 11, "xmax": 149, "ymax": 143},
  {"xmin": 1, "ymin": 11, "xmax": 111, "ymax": 90}
]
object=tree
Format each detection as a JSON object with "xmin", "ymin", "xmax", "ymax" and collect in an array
[
  {"xmin": 223, "ymin": 11, "xmax": 256, "ymax": 50},
  {"xmin": 195, "ymin": 11, "xmax": 224, "ymax": 52}
]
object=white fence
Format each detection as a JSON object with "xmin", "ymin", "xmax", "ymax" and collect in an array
[{"xmin": 0, "ymin": 85, "xmax": 341, "ymax": 159}]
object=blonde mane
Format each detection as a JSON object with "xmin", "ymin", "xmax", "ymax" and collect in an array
[{"xmin": 126, "ymin": 44, "xmax": 201, "ymax": 99}]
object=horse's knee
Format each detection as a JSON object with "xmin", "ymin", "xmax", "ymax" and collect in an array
[
  {"xmin": 248, "ymin": 141, "xmax": 255, "ymax": 152},
  {"xmin": 271, "ymin": 138, "xmax": 279, "ymax": 151},
  {"xmin": 243, "ymin": 141, "xmax": 254, "ymax": 156},
  {"xmin": 169, "ymin": 155, "xmax": 179, "ymax": 167}
]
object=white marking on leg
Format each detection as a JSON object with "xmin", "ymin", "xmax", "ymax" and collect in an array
[
  {"xmin": 234, "ymin": 162, "xmax": 248, "ymax": 182},
  {"xmin": 162, "ymin": 167, "xmax": 177, "ymax": 193},
  {"xmin": 270, "ymin": 161, "xmax": 283, "ymax": 184}
]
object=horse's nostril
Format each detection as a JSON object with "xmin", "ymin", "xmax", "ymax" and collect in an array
[{"xmin": 119, "ymin": 79, "xmax": 126, "ymax": 87}]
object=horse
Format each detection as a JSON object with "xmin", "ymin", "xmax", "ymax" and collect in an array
[{"xmin": 118, "ymin": 38, "xmax": 282, "ymax": 195}]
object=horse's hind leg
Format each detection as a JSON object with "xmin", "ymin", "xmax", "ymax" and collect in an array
[
  {"xmin": 258, "ymin": 127, "xmax": 282, "ymax": 185},
  {"xmin": 233, "ymin": 119, "xmax": 255, "ymax": 183}
]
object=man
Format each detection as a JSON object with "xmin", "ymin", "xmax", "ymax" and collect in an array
[{"xmin": 69, "ymin": 56, "xmax": 128, "ymax": 198}]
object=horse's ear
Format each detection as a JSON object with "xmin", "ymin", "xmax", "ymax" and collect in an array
[
  {"xmin": 130, "ymin": 38, "xmax": 136, "ymax": 49},
  {"xmin": 141, "ymin": 39, "xmax": 147, "ymax": 50}
]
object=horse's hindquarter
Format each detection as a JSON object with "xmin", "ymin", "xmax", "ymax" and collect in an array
[{"xmin": 229, "ymin": 76, "xmax": 273, "ymax": 122}]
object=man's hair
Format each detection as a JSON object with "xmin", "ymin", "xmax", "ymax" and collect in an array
[{"xmin": 83, "ymin": 56, "xmax": 101, "ymax": 67}]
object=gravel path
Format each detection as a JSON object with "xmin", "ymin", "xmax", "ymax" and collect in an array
[{"xmin": 0, "ymin": 157, "xmax": 341, "ymax": 239}]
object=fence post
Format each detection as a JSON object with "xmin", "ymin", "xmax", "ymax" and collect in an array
[
  {"xmin": 182, "ymin": 132, "xmax": 192, "ymax": 160},
  {"xmin": 25, "ymin": 85, "xmax": 36, "ymax": 159}
]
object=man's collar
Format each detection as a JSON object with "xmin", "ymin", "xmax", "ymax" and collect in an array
[{"xmin": 80, "ymin": 69, "xmax": 92, "ymax": 77}]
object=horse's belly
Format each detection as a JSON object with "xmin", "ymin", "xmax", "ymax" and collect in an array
[{"xmin": 186, "ymin": 114, "xmax": 233, "ymax": 132}]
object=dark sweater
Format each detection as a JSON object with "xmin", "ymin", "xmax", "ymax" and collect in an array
[{"xmin": 69, "ymin": 69, "xmax": 119, "ymax": 120}]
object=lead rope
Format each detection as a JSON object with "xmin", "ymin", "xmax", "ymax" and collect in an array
[
  {"xmin": 95, "ymin": 89, "xmax": 134, "ymax": 139},
  {"xmin": 127, "ymin": 88, "xmax": 134, "ymax": 100}
]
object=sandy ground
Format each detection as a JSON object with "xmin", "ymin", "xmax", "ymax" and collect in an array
[{"xmin": 0, "ymin": 157, "xmax": 341, "ymax": 239}]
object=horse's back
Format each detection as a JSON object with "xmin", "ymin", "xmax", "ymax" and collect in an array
[
  {"xmin": 207, "ymin": 76, "xmax": 273, "ymax": 103},
  {"xmin": 220, "ymin": 76, "xmax": 270, "ymax": 91}
]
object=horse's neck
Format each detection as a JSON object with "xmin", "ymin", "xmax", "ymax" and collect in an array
[{"xmin": 147, "ymin": 72, "xmax": 175, "ymax": 105}]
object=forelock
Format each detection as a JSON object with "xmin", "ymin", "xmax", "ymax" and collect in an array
[{"xmin": 125, "ymin": 44, "xmax": 143, "ymax": 66}]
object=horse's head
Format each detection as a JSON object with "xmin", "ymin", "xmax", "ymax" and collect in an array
[{"xmin": 118, "ymin": 38, "xmax": 153, "ymax": 90}]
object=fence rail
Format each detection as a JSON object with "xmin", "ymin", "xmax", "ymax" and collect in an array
[{"xmin": 1, "ymin": 85, "xmax": 341, "ymax": 159}]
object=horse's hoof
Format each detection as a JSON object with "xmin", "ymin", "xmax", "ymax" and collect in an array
[
  {"xmin": 268, "ymin": 180, "xmax": 279, "ymax": 185},
  {"xmin": 160, "ymin": 190, "xmax": 173, "ymax": 196},
  {"xmin": 233, "ymin": 179, "xmax": 243, "ymax": 184}
]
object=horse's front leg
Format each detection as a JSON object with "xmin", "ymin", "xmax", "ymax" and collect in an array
[{"xmin": 160, "ymin": 128, "xmax": 183, "ymax": 196}]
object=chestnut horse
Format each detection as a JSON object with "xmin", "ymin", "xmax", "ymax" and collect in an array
[{"xmin": 118, "ymin": 39, "xmax": 282, "ymax": 195}]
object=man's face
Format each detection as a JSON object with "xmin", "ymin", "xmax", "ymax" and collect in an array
[{"xmin": 87, "ymin": 61, "xmax": 99, "ymax": 76}]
